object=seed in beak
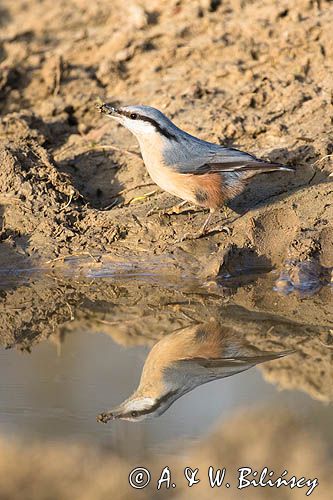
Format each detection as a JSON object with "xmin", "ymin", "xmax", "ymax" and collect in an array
[
  {"xmin": 96, "ymin": 411, "xmax": 115, "ymax": 423},
  {"xmin": 95, "ymin": 98, "xmax": 118, "ymax": 116}
]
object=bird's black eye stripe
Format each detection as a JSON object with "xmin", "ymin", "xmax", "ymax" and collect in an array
[{"xmin": 120, "ymin": 109, "xmax": 178, "ymax": 141}]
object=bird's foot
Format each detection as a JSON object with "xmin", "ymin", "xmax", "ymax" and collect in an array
[
  {"xmin": 178, "ymin": 231, "xmax": 204, "ymax": 242},
  {"xmin": 178, "ymin": 225, "xmax": 210, "ymax": 242},
  {"xmin": 213, "ymin": 225, "xmax": 232, "ymax": 236},
  {"xmin": 178, "ymin": 225, "xmax": 232, "ymax": 242}
]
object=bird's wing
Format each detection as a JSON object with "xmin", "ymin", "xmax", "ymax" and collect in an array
[
  {"xmin": 175, "ymin": 350, "xmax": 293, "ymax": 379},
  {"xmin": 172, "ymin": 142, "xmax": 293, "ymax": 174},
  {"xmin": 195, "ymin": 158, "xmax": 293, "ymax": 174}
]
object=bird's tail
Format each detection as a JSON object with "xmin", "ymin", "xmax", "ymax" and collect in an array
[{"xmin": 239, "ymin": 160, "xmax": 295, "ymax": 172}]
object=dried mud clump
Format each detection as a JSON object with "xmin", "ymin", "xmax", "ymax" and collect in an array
[{"xmin": 0, "ymin": 117, "xmax": 78, "ymax": 258}]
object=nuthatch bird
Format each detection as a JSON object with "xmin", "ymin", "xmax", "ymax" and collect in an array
[
  {"xmin": 97, "ymin": 321, "xmax": 293, "ymax": 422},
  {"xmin": 97, "ymin": 102, "xmax": 294, "ymax": 234}
]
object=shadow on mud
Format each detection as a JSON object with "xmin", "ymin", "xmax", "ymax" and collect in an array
[
  {"xmin": 229, "ymin": 145, "xmax": 327, "ymax": 213},
  {"xmin": 57, "ymin": 150, "xmax": 124, "ymax": 209}
]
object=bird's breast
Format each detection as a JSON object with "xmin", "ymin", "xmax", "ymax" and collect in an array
[
  {"xmin": 139, "ymin": 139, "xmax": 230, "ymax": 208},
  {"xmin": 147, "ymin": 164, "xmax": 199, "ymax": 203},
  {"xmin": 138, "ymin": 137, "xmax": 194, "ymax": 202}
]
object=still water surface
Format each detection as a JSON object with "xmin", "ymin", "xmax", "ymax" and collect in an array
[
  {"xmin": 0, "ymin": 323, "xmax": 332, "ymax": 458},
  {"xmin": 0, "ymin": 265, "xmax": 332, "ymax": 476}
]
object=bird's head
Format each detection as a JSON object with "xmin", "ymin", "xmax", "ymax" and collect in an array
[
  {"xmin": 98, "ymin": 389, "xmax": 180, "ymax": 423},
  {"xmin": 97, "ymin": 103, "xmax": 179, "ymax": 141}
]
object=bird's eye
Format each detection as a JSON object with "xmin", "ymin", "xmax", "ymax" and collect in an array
[
  {"xmin": 131, "ymin": 411, "xmax": 138, "ymax": 418},
  {"xmin": 130, "ymin": 113, "xmax": 138, "ymax": 120}
]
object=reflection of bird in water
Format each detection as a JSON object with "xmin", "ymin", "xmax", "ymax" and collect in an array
[{"xmin": 97, "ymin": 321, "xmax": 293, "ymax": 423}]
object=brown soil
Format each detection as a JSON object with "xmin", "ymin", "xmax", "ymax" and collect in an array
[{"xmin": 0, "ymin": 0, "xmax": 332, "ymax": 276}]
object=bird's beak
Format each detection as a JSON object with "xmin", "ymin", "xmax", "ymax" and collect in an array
[{"xmin": 96, "ymin": 102, "xmax": 121, "ymax": 118}]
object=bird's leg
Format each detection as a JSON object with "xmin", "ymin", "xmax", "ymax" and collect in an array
[
  {"xmin": 200, "ymin": 208, "xmax": 214, "ymax": 235},
  {"xmin": 178, "ymin": 208, "xmax": 215, "ymax": 242},
  {"xmin": 178, "ymin": 207, "xmax": 232, "ymax": 242}
]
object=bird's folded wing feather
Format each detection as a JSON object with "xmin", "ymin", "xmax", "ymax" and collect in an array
[
  {"xmin": 172, "ymin": 143, "xmax": 293, "ymax": 174},
  {"xmin": 189, "ymin": 351, "xmax": 293, "ymax": 367},
  {"xmin": 175, "ymin": 351, "xmax": 293, "ymax": 378}
]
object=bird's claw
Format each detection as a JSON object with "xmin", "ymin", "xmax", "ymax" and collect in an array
[
  {"xmin": 219, "ymin": 225, "xmax": 232, "ymax": 236},
  {"xmin": 177, "ymin": 230, "xmax": 207, "ymax": 242},
  {"xmin": 178, "ymin": 225, "xmax": 231, "ymax": 242}
]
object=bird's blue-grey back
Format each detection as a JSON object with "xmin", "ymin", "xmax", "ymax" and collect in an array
[{"xmin": 122, "ymin": 105, "xmax": 292, "ymax": 174}]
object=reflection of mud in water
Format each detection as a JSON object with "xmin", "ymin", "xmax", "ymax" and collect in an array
[
  {"xmin": 275, "ymin": 259, "xmax": 332, "ymax": 295},
  {"xmin": 0, "ymin": 254, "xmax": 332, "ymax": 403}
]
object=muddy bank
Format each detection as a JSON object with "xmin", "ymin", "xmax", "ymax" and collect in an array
[{"xmin": 0, "ymin": 0, "xmax": 332, "ymax": 279}]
